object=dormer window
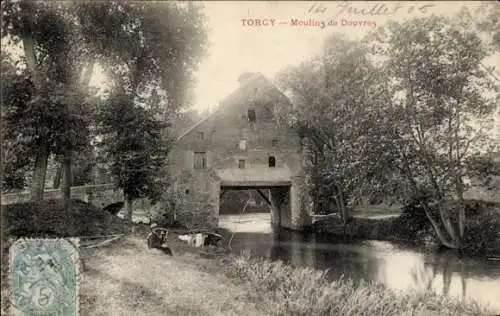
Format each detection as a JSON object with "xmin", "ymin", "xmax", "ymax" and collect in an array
[
  {"xmin": 247, "ymin": 109, "xmax": 256, "ymax": 123},
  {"xmin": 269, "ymin": 156, "xmax": 276, "ymax": 168}
]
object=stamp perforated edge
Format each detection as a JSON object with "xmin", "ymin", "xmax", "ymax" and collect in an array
[{"xmin": 7, "ymin": 237, "xmax": 81, "ymax": 316}]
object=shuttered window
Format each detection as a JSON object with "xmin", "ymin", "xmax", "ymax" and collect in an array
[{"xmin": 194, "ymin": 152, "xmax": 207, "ymax": 169}]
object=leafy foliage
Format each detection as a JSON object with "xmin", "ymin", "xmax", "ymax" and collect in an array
[
  {"xmin": 276, "ymin": 33, "xmax": 392, "ymax": 219},
  {"xmin": 2, "ymin": 1, "xmax": 208, "ymax": 209},
  {"xmin": 276, "ymin": 14, "xmax": 498, "ymax": 248},
  {"xmin": 97, "ymin": 87, "xmax": 171, "ymax": 203}
]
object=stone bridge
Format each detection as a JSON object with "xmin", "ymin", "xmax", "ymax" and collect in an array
[{"xmin": 1, "ymin": 184, "xmax": 124, "ymax": 209}]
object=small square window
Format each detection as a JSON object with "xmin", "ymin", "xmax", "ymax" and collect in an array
[
  {"xmin": 239, "ymin": 140, "xmax": 246, "ymax": 150},
  {"xmin": 185, "ymin": 189, "xmax": 190, "ymax": 194},
  {"xmin": 238, "ymin": 159, "xmax": 246, "ymax": 169},
  {"xmin": 272, "ymin": 139, "xmax": 278, "ymax": 147},
  {"xmin": 197, "ymin": 132, "xmax": 204, "ymax": 140}
]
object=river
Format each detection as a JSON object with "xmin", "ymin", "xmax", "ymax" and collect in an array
[{"xmin": 219, "ymin": 213, "xmax": 500, "ymax": 314}]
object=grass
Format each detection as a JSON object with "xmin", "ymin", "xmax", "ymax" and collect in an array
[
  {"xmin": 218, "ymin": 251, "xmax": 494, "ymax": 316},
  {"xmin": 2, "ymin": 199, "xmax": 497, "ymax": 315},
  {"xmin": 1, "ymin": 199, "xmax": 132, "ymax": 316},
  {"xmin": 80, "ymin": 234, "xmax": 266, "ymax": 316},
  {"xmin": 79, "ymin": 234, "xmax": 494, "ymax": 316}
]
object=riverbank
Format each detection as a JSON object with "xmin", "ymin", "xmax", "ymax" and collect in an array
[
  {"xmin": 312, "ymin": 199, "xmax": 500, "ymax": 255},
  {"xmin": 81, "ymin": 233, "xmax": 495, "ymax": 315},
  {"xmin": 2, "ymin": 199, "xmax": 497, "ymax": 315}
]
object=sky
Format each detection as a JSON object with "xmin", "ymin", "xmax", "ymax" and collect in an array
[
  {"xmin": 5, "ymin": 1, "xmax": 497, "ymax": 119},
  {"xmin": 190, "ymin": 1, "xmax": 498, "ymax": 113}
]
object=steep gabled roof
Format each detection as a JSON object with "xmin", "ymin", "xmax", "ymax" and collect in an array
[
  {"xmin": 176, "ymin": 73, "xmax": 293, "ymax": 142},
  {"xmin": 176, "ymin": 114, "xmax": 213, "ymax": 141}
]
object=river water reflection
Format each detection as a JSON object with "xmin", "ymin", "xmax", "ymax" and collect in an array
[{"xmin": 220, "ymin": 213, "xmax": 500, "ymax": 313}]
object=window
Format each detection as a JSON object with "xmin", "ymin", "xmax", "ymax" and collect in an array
[
  {"xmin": 272, "ymin": 139, "xmax": 278, "ymax": 147},
  {"xmin": 239, "ymin": 139, "xmax": 246, "ymax": 150},
  {"xmin": 269, "ymin": 156, "xmax": 276, "ymax": 168},
  {"xmin": 247, "ymin": 109, "xmax": 256, "ymax": 123},
  {"xmin": 185, "ymin": 189, "xmax": 190, "ymax": 194},
  {"xmin": 196, "ymin": 131, "xmax": 204, "ymax": 140},
  {"xmin": 238, "ymin": 159, "xmax": 246, "ymax": 169},
  {"xmin": 194, "ymin": 152, "xmax": 207, "ymax": 169}
]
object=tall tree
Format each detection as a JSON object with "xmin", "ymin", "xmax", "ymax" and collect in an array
[
  {"xmin": 82, "ymin": 1, "xmax": 207, "ymax": 220},
  {"xmin": 2, "ymin": 0, "xmax": 93, "ymax": 208},
  {"xmin": 370, "ymin": 15, "xmax": 498, "ymax": 248},
  {"xmin": 98, "ymin": 88, "xmax": 171, "ymax": 221},
  {"xmin": 277, "ymin": 34, "xmax": 391, "ymax": 223}
]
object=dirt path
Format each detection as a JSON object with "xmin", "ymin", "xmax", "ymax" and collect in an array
[{"xmin": 81, "ymin": 235, "xmax": 266, "ymax": 316}]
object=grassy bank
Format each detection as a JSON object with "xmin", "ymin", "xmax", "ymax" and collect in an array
[
  {"xmin": 80, "ymin": 233, "xmax": 495, "ymax": 316},
  {"xmin": 215, "ymin": 251, "xmax": 493, "ymax": 316},
  {"xmin": 80, "ymin": 235, "xmax": 266, "ymax": 315},
  {"xmin": 2, "ymin": 199, "xmax": 496, "ymax": 315},
  {"xmin": 313, "ymin": 199, "xmax": 500, "ymax": 255}
]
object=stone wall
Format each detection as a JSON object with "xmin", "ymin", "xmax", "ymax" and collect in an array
[
  {"xmin": 167, "ymin": 74, "xmax": 312, "ymax": 230},
  {"xmin": 1, "ymin": 184, "xmax": 123, "ymax": 208},
  {"xmin": 172, "ymin": 169, "xmax": 220, "ymax": 229}
]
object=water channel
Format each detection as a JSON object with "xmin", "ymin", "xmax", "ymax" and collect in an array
[{"xmin": 219, "ymin": 213, "xmax": 500, "ymax": 314}]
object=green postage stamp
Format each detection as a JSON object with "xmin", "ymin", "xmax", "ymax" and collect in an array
[{"xmin": 9, "ymin": 238, "xmax": 80, "ymax": 316}]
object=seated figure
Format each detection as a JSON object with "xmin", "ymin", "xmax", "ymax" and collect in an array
[{"xmin": 147, "ymin": 223, "xmax": 172, "ymax": 256}]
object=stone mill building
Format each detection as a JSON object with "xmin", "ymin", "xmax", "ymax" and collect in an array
[{"xmin": 167, "ymin": 72, "xmax": 312, "ymax": 230}]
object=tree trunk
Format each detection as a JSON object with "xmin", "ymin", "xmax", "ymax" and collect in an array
[
  {"xmin": 31, "ymin": 144, "xmax": 49, "ymax": 201},
  {"xmin": 22, "ymin": 11, "xmax": 49, "ymax": 202},
  {"xmin": 62, "ymin": 153, "xmax": 72, "ymax": 212},
  {"xmin": 438, "ymin": 203, "xmax": 460, "ymax": 246},
  {"xmin": 332, "ymin": 183, "xmax": 348, "ymax": 224},
  {"xmin": 53, "ymin": 164, "xmax": 63, "ymax": 189},
  {"xmin": 338, "ymin": 189, "xmax": 348, "ymax": 225},
  {"xmin": 123, "ymin": 194, "xmax": 133, "ymax": 222},
  {"xmin": 456, "ymin": 176, "xmax": 466, "ymax": 241},
  {"xmin": 422, "ymin": 203, "xmax": 459, "ymax": 249}
]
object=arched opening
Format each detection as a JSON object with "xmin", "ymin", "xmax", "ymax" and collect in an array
[{"xmin": 269, "ymin": 156, "xmax": 276, "ymax": 168}]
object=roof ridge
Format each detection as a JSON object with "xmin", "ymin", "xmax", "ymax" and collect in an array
[{"xmin": 176, "ymin": 73, "xmax": 289, "ymax": 142}]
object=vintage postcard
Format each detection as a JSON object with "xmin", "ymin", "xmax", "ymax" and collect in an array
[{"xmin": 1, "ymin": 1, "xmax": 499, "ymax": 315}]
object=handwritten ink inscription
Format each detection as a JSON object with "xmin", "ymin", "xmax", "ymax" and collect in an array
[
  {"xmin": 9, "ymin": 238, "xmax": 79, "ymax": 316},
  {"xmin": 308, "ymin": 2, "xmax": 436, "ymax": 17}
]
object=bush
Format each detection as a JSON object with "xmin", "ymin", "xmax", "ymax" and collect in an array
[
  {"xmin": 462, "ymin": 208, "xmax": 500, "ymax": 254},
  {"xmin": 396, "ymin": 198, "xmax": 432, "ymax": 234}
]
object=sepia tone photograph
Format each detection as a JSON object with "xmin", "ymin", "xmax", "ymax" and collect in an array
[{"xmin": 1, "ymin": 1, "xmax": 499, "ymax": 315}]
